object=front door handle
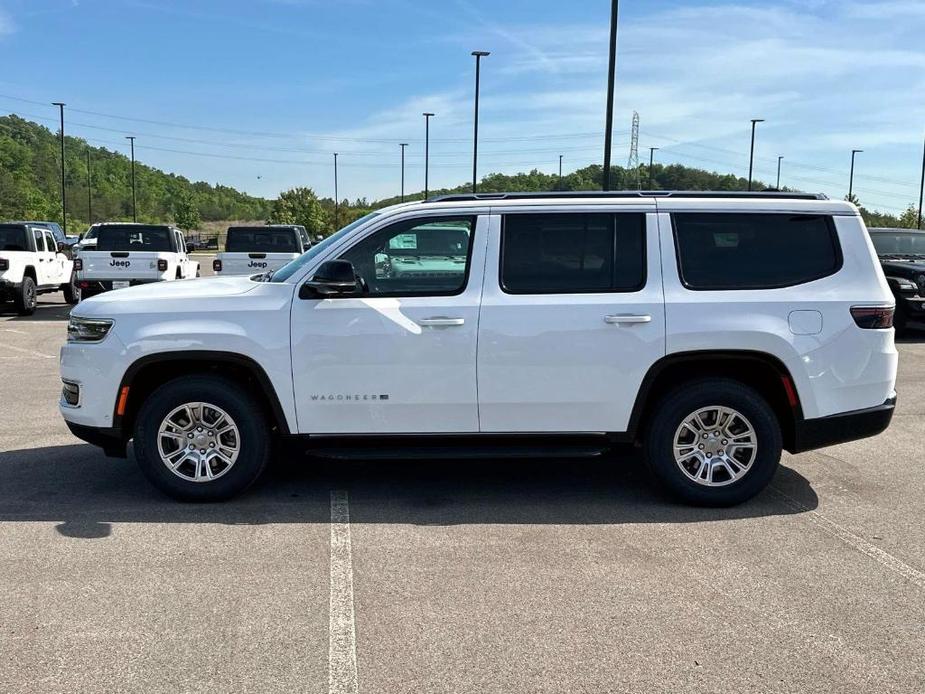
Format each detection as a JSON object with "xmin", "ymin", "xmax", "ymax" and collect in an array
[
  {"xmin": 604, "ymin": 314, "xmax": 652, "ymax": 324},
  {"xmin": 418, "ymin": 317, "xmax": 465, "ymax": 327}
]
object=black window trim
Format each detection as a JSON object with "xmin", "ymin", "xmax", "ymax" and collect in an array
[
  {"xmin": 334, "ymin": 214, "xmax": 479, "ymax": 299},
  {"xmin": 671, "ymin": 212, "xmax": 843, "ymax": 292},
  {"xmin": 499, "ymin": 211, "xmax": 648, "ymax": 296}
]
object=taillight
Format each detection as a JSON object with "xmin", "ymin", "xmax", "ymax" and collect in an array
[
  {"xmin": 213, "ymin": 259, "xmax": 222, "ymax": 272},
  {"xmin": 73, "ymin": 258, "xmax": 82, "ymax": 271},
  {"xmin": 0, "ymin": 258, "xmax": 8, "ymax": 271},
  {"xmin": 157, "ymin": 259, "xmax": 168, "ymax": 272},
  {"xmin": 851, "ymin": 306, "xmax": 894, "ymax": 329}
]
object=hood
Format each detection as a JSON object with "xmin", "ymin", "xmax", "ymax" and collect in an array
[
  {"xmin": 75, "ymin": 275, "xmax": 260, "ymax": 315},
  {"xmin": 879, "ymin": 258, "xmax": 925, "ymax": 278}
]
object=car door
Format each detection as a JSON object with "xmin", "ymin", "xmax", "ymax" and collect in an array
[
  {"xmin": 44, "ymin": 230, "xmax": 68, "ymax": 285},
  {"xmin": 290, "ymin": 213, "xmax": 487, "ymax": 434},
  {"xmin": 477, "ymin": 207, "xmax": 666, "ymax": 433},
  {"xmin": 32, "ymin": 229, "xmax": 54, "ymax": 285}
]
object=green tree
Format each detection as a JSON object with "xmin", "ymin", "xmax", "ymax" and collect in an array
[
  {"xmin": 269, "ymin": 187, "xmax": 328, "ymax": 234},
  {"xmin": 173, "ymin": 194, "xmax": 201, "ymax": 230},
  {"xmin": 897, "ymin": 204, "xmax": 921, "ymax": 229}
]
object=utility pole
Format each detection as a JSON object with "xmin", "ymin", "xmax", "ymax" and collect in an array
[
  {"xmin": 333, "ymin": 152, "xmax": 339, "ymax": 230},
  {"xmin": 471, "ymin": 51, "xmax": 490, "ymax": 193},
  {"xmin": 86, "ymin": 149, "xmax": 92, "ymax": 224},
  {"xmin": 601, "ymin": 0, "xmax": 619, "ymax": 191},
  {"xmin": 423, "ymin": 112, "xmax": 434, "ymax": 199},
  {"xmin": 52, "ymin": 102, "xmax": 67, "ymax": 234},
  {"xmin": 399, "ymin": 143, "xmax": 408, "ymax": 202},
  {"xmin": 917, "ymin": 133, "xmax": 924, "ymax": 229},
  {"xmin": 747, "ymin": 118, "xmax": 763, "ymax": 191},
  {"xmin": 125, "ymin": 136, "xmax": 137, "ymax": 222},
  {"xmin": 849, "ymin": 149, "xmax": 862, "ymax": 200},
  {"xmin": 776, "ymin": 155, "xmax": 783, "ymax": 189},
  {"xmin": 558, "ymin": 154, "xmax": 563, "ymax": 190},
  {"xmin": 648, "ymin": 147, "xmax": 658, "ymax": 188}
]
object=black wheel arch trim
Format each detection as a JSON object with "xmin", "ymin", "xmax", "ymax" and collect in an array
[{"xmin": 114, "ymin": 350, "xmax": 291, "ymax": 438}]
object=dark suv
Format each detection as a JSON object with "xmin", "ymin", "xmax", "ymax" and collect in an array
[{"xmin": 868, "ymin": 227, "xmax": 925, "ymax": 334}]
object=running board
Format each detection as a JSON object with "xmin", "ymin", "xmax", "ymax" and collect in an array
[{"xmin": 306, "ymin": 444, "xmax": 608, "ymax": 461}]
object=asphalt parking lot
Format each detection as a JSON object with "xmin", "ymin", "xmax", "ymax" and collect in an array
[{"xmin": 2, "ymin": 266, "xmax": 924, "ymax": 693}]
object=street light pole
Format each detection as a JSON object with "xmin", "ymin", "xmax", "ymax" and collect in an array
[
  {"xmin": 849, "ymin": 149, "xmax": 863, "ymax": 200},
  {"xmin": 52, "ymin": 102, "xmax": 67, "ymax": 234},
  {"xmin": 86, "ymin": 149, "xmax": 92, "ymax": 224},
  {"xmin": 333, "ymin": 152, "xmax": 339, "ymax": 229},
  {"xmin": 776, "ymin": 155, "xmax": 783, "ymax": 189},
  {"xmin": 648, "ymin": 147, "xmax": 658, "ymax": 188},
  {"xmin": 558, "ymin": 154, "xmax": 563, "ymax": 190},
  {"xmin": 917, "ymin": 133, "xmax": 924, "ymax": 229},
  {"xmin": 423, "ymin": 112, "xmax": 434, "ymax": 199},
  {"xmin": 601, "ymin": 0, "xmax": 619, "ymax": 191},
  {"xmin": 399, "ymin": 143, "xmax": 408, "ymax": 202},
  {"xmin": 125, "ymin": 136, "xmax": 137, "ymax": 222},
  {"xmin": 747, "ymin": 118, "xmax": 764, "ymax": 191},
  {"xmin": 471, "ymin": 51, "xmax": 490, "ymax": 193}
]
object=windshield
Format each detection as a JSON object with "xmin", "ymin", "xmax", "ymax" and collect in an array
[
  {"xmin": 270, "ymin": 212, "xmax": 380, "ymax": 282},
  {"xmin": 226, "ymin": 227, "xmax": 301, "ymax": 253},
  {"xmin": 97, "ymin": 225, "xmax": 174, "ymax": 252},
  {"xmin": 84, "ymin": 227, "xmax": 98, "ymax": 240},
  {"xmin": 0, "ymin": 225, "xmax": 28, "ymax": 251},
  {"xmin": 871, "ymin": 232, "xmax": 925, "ymax": 257}
]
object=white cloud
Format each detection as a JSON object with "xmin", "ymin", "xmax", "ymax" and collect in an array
[{"xmin": 0, "ymin": 9, "xmax": 15, "ymax": 36}]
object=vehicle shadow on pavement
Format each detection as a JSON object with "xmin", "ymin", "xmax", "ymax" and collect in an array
[
  {"xmin": 0, "ymin": 302, "xmax": 71, "ymax": 322},
  {"xmin": 0, "ymin": 444, "xmax": 818, "ymax": 537}
]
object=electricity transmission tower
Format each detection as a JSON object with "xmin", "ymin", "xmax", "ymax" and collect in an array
[{"xmin": 626, "ymin": 111, "xmax": 640, "ymax": 189}]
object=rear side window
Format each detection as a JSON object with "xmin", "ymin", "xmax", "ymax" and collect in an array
[
  {"xmin": 501, "ymin": 213, "xmax": 646, "ymax": 294},
  {"xmin": 673, "ymin": 213, "xmax": 841, "ymax": 290},
  {"xmin": 226, "ymin": 228, "xmax": 301, "ymax": 253},
  {"xmin": 97, "ymin": 225, "xmax": 174, "ymax": 252}
]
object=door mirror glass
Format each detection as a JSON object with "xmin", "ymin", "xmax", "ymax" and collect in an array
[{"xmin": 300, "ymin": 260, "xmax": 360, "ymax": 298}]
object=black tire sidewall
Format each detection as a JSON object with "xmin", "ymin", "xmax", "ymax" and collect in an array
[
  {"xmin": 645, "ymin": 379, "xmax": 782, "ymax": 506},
  {"xmin": 16, "ymin": 277, "xmax": 36, "ymax": 315},
  {"xmin": 133, "ymin": 376, "xmax": 271, "ymax": 501}
]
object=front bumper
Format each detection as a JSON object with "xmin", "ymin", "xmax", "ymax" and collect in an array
[
  {"xmin": 64, "ymin": 420, "xmax": 127, "ymax": 458},
  {"xmin": 791, "ymin": 394, "xmax": 896, "ymax": 453}
]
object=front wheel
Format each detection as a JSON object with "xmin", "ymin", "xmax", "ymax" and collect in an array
[
  {"xmin": 644, "ymin": 379, "xmax": 782, "ymax": 506},
  {"xmin": 133, "ymin": 376, "xmax": 271, "ymax": 501}
]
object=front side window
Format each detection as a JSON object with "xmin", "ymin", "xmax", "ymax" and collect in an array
[
  {"xmin": 673, "ymin": 213, "xmax": 841, "ymax": 290},
  {"xmin": 97, "ymin": 225, "xmax": 173, "ymax": 252},
  {"xmin": 338, "ymin": 216, "xmax": 476, "ymax": 296},
  {"xmin": 33, "ymin": 229, "xmax": 46, "ymax": 252},
  {"xmin": 500, "ymin": 213, "xmax": 646, "ymax": 294},
  {"xmin": 44, "ymin": 231, "xmax": 57, "ymax": 253},
  {"xmin": 270, "ymin": 212, "xmax": 380, "ymax": 283}
]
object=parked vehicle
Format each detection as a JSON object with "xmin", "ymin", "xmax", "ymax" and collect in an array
[
  {"xmin": 74, "ymin": 223, "xmax": 199, "ymax": 298},
  {"xmin": 75, "ymin": 225, "xmax": 99, "ymax": 252},
  {"xmin": 0, "ymin": 222, "xmax": 79, "ymax": 314},
  {"xmin": 212, "ymin": 225, "xmax": 307, "ymax": 276},
  {"xmin": 60, "ymin": 192, "xmax": 897, "ymax": 505},
  {"xmin": 11, "ymin": 220, "xmax": 78, "ymax": 247},
  {"xmin": 868, "ymin": 227, "xmax": 925, "ymax": 334}
]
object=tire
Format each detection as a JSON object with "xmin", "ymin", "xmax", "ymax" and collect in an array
[
  {"xmin": 644, "ymin": 379, "xmax": 782, "ymax": 506},
  {"xmin": 62, "ymin": 272, "xmax": 81, "ymax": 305},
  {"xmin": 14, "ymin": 276, "xmax": 37, "ymax": 316},
  {"xmin": 133, "ymin": 375, "xmax": 271, "ymax": 501}
]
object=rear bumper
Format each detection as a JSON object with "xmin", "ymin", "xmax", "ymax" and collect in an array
[
  {"xmin": 791, "ymin": 394, "xmax": 896, "ymax": 453},
  {"xmin": 0, "ymin": 278, "xmax": 21, "ymax": 301},
  {"xmin": 77, "ymin": 278, "xmax": 162, "ymax": 298},
  {"xmin": 64, "ymin": 420, "xmax": 127, "ymax": 458}
]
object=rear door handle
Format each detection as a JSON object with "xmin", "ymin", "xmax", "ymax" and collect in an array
[
  {"xmin": 604, "ymin": 314, "xmax": 652, "ymax": 324},
  {"xmin": 418, "ymin": 317, "xmax": 465, "ymax": 327}
]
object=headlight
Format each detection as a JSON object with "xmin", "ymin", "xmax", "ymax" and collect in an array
[{"xmin": 67, "ymin": 316, "xmax": 114, "ymax": 343}]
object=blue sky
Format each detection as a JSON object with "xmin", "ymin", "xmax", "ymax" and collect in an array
[{"xmin": 1, "ymin": 0, "xmax": 923, "ymax": 215}]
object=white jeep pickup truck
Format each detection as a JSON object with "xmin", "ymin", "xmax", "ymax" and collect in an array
[
  {"xmin": 0, "ymin": 222, "xmax": 79, "ymax": 314},
  {"xmin": 75, "ymin": 223, "xmax": 199, "ymax": 298},
  {"xmin": 59, "ymin": 192, "xmax": 897, "ymax": 505},
  {"xmin": 212, "ymin": 225, "xmax": 309, "ymax": 276}
]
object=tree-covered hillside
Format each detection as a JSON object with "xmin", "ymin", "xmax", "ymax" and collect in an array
[{"xmin": 0, "ymin": 114, "xmax": 271, "ymax": 229}]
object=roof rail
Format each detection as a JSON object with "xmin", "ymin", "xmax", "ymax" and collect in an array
[{"xmin": 427, "ymin": 190, "xmax": 829, "ymax": 203}]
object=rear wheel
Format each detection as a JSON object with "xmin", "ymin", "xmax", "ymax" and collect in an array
[
  {"xmin": 133, "ymin": 376, "xmax": 271, "ymax": 501},
  {"xmin": 62, "ymin": 272, "xmax": 81, "ymax": 305},
  {"xmin": 644, "ymin": 379, "xmax": 782, "ymax": 506},
  {"xmin": 14, "ymin": 276, "xmax": 37, "ymax": 316}
]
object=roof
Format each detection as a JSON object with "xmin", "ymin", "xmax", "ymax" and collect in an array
[
  {"xmin": 427, "ymin": 190, "xmax": 829, "ymax": 203},
  {"xmin": 868, "ymin": 227, "xmax": 924, "ymax": 233}
]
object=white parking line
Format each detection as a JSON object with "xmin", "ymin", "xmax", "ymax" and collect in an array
[
  {"xmin": 329, "ymin": 490, "xmax": 359, "ymax": 694},
  {"xmin": 771, "ymin": 486, "xmax": 925, "ymax": 589}
]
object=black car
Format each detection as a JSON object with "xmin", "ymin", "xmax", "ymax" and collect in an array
[{"xmin": 868, "ymin": 227, "xmax": 925, "ymax": 334}]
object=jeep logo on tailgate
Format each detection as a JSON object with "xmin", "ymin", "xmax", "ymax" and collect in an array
[
  {"xmin": 109, "ymin": 259, "xmax": 131, "ymax": 267},
  {"xmin": 248, "ymin": 261, "xmax": 268, "ymax": 268}
]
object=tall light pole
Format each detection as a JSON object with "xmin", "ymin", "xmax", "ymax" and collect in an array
[
  {"xmin": 52, "ymin": 102, "xmax": 67, "ymax": 234},
  {"xmin": 601, "ymin": 0, "xmax": 619, "ymax": 191},
  {"xmin": 333, "ymin": 152, "xmax": 339, "ymax": 229},
  {"xmin": 917, "ymin": 134, "xmax": 923, "ymax": 229},
  {"xmin": 849, "ymin": 149, "xmax": 863, "ymax": 200},
  {"xmin": 747, "ymin": 118, "xmax": 764, "ymax": 191},
  {"xmin": 86, "ymin": 149, "xmax": 92, "ymax": 224},
  {"xmin": 399, "ymin": 143, "xmax": 408, "ymax": 202},
  {"xmin": 423, "ymin": 112, "xmax": 434, "ymax": 199},
  {"xmin": 471, "ymin": 50, "xmax": 490, "ymax": 193},
  {"xmin": 125, "ymin": 136, "xmax": 137, "ymax": 222},
  {"xmin": 558, "ymin": 154, "xmax": 563, "ymax": 190},
  {"xmin": 776, "ymin": 155, "xmax": 783, "ymax": 189},
  {"xmin": 648, "ymin": 147, "xmax": 658, "ymax": 188}
]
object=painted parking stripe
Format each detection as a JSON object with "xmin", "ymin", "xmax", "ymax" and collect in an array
[{"xmin": 329, "ymin": 490, "xmax": 359, "ymax": 694}]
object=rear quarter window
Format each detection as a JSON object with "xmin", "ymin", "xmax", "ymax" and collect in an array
[{"xmin": 672, "ymin": 213, "xmax": 841, "ymax": 290}]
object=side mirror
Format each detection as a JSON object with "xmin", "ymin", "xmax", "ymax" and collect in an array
[
  {"xmin": 299, "ymin": 259, "xmax": 360, "ymax": 299},
  {"xmin": 56, "ymin": 241, "xmax": 68, "ymax": 253},
  {"xmin": 78, "ymin": 233, "xmax": 85, "ymax": 241}
]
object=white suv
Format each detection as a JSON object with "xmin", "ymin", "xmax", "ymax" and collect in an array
[
  {"xmin": 59, "ymin": 192, "xmax": 897, "ymax": 505},
  {"xmin": 1, "ymin": 222, "xmax": 79, "ymax": 314}
]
